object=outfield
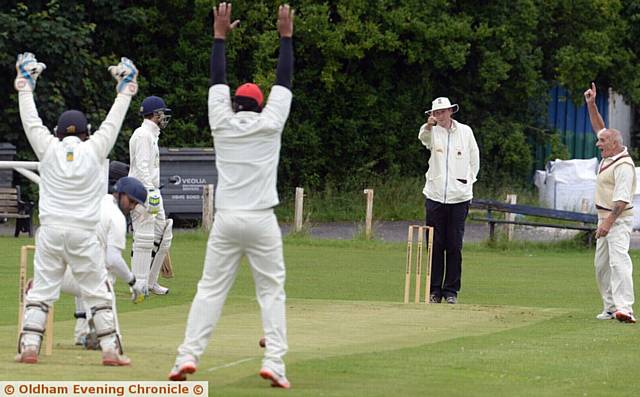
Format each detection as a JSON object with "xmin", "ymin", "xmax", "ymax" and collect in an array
[{"xmin": 1, "ymin": 232, "xmax": 639, "ymax": 396}]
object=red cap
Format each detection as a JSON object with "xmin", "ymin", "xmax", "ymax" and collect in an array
[{"xmin": 235, "ymin": 83, "xmax": 264, "ymax": 107}]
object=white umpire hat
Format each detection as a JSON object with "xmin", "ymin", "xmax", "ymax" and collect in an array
[{"xmin": 425, "ymin": 97, "xmax": 459, "ymax": 115}]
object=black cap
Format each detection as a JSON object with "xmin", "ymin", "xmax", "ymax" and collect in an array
[{"xmin": 56, "ymin": 110, "xmax": 88, "ymax": 138}]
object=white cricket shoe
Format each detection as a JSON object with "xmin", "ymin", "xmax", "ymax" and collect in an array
[
  {"xmin": 149, "ymin": 283, "xmax": 169, "ymax": 295},
  {"xmin": 168, "ymin": 355, "xmax": 197, "ymax": 381},
  {"xmin": 596, "ymin": 311, "xmax": 615, "ymax": 320},
  {"xmin": 259, "ymin": 367, "xmax": 291, "ymax": 389}
]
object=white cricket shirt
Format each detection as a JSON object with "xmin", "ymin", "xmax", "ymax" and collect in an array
[
  {"xmin": 97, "ymin": 194, "xmax": 127, "ymax": 250},
  {"xmin": 19, "ymin": 92, "xmax": 131, "ymax": 229},
  {"xmin": 208, "ymin": 84, "xmax": 292, "ymax": 210},
  {"xmin": 129, "ymin": 119, "xmax": 160, "ymax": 190}
]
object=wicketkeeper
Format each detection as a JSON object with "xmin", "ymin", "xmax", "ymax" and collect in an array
[{"xmin": 14, "ymin": 52, "xmax": 138, "ymax": 366}]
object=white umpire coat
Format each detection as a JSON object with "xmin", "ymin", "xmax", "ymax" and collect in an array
[{"xmin": 418, "ymin": 120, "xmax": 480, "ymax": 204}]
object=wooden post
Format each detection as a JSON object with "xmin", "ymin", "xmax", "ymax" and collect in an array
[
  {"xmin": 294, "ymin": 187, "xmax": 304, "ymax": 232},
  {"xmin": 424, "ymin": 226, "xmax": 434, "ymax": 304},
  {"xmin": 505, "ymin": 194, "xmax": 517, "ymax": 241},
  {"xmin": 45, "ymin": 307, "xmax": 54, "ymax": 356},
  {"xmin": 18, "ymin": 245, "xmax": 54, "ymax": 356},
  {"xmin": 414, "ymin": 227, "xmax": 424, "ymax": 303},
  {"xmin": 404, "ymin": 227, "xmax": 414, "ymax": 304},
  {"xmin": 18, "ymin": 246, "xmax": 29, "ymax": 332},
  {"xmin": 580, "ymin": 198, "xmax": 589, "ymax": 215},
  {"xmin": 363, "ymin": 189, "xmax": 374, "ymax": 239},
  {"xmin": 202, "ymin": 184, "xmax": 214, "ymax": 233}
]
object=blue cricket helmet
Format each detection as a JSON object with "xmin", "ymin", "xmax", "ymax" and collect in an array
[
  {"xmin": 114, "ymin": 177, "xmax": 147, "ymax": 205},
  {"xmin": 139, "ymin": 96, "xmax": 171, "ymax": 116}
]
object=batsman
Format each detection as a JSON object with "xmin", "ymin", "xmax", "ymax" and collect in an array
[{"xmin": 128, "ymin": 95, "xmax": 173, "ymax": 295}]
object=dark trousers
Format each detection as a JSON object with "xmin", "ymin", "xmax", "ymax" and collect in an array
[{"xmin": 425, "ymin": 198, "xmax": 470, "ymax": 298}]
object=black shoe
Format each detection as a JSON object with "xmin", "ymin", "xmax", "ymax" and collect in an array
[
  {"xmin": 446, "ymin": 296, "xmax": 457, "ymax": 304},
  {"xmin": 429, "ymin": 294, "xmax": 442, "ymax": 303}
]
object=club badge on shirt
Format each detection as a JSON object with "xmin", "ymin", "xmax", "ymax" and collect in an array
[{"xmin": 66, "ymin": 149, "xmax": 74, "ymax": 161}]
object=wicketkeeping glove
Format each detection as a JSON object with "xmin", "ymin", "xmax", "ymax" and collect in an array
[
  {"xmin": 108, "ymin": 57, "xmax": 138, "ymax": 96},
  {"xmin": 14, "ymin": 52, "xmax": 46, "ymax": 92}
]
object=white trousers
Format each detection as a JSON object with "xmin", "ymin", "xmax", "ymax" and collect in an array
[
  {"xmin": 177, "ymin": 209, "xmax": 288, "ymax": 376},
  {"xmin": 27, "ymin": 226, "xmax": 112, "ymax": 308},
  {"xmin": 595, "ymin": 216, "xmax": 635, "ymax": 314},
  {"xmin": 130, "ymin": 193, "xmax": 168, "ymax": 286}
]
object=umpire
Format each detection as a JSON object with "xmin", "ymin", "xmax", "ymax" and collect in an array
[{"xmin": 418, "ymin": 97, "xmax": 480, "ymax": 304}]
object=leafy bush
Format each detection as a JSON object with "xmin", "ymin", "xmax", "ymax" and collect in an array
[{"xmin": 2, "ymin": 0, "xmax": 640, "ymax": 199}]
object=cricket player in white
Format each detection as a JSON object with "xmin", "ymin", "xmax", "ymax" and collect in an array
[
  {"xmin": 169, "ymin": 3, "xmax": 294, "ymax": 389},
  {"xmin": 61, "ymin": 165, "xmax": 148, "ymax": 348},
  {"xmin": 129, "ymin": 95, "xmax": 172, "ymax": 296},
  {"xmin": 14, "ymin": 52, "xmax": 138, "ymax": 365},
  {"xmin": 584, "ymin": 83, "xmax": 637, "ymax": 324}
]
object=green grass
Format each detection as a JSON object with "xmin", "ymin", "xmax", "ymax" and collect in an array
[{"xmin": 1, "ymin": 233, "xmax": 639, "ymax": 396}]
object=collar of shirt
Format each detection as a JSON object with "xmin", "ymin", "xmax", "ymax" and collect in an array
[
  {"xmin": 608, "ymin": 146, "xmax": 629, "ymax": 160},
  {"xmin": 442, "ymin": 119, "xmax": 458, "ymax": 133},
  {"xmin": 599, "ymin": 146, "xmax": 629, "ymax": 171},
  {"xmin": 61, "ymin": 136, "xmax": 82, "ymax": 143},
  {"xmin": 142, "ymin": 118, "xmax": 161, "ymax": 137},
  {"xmin": 600, "ymin": 146, "xmax": 629, "ymax": 164}
]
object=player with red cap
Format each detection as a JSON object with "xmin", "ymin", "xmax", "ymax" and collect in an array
[
  {"xmin": 235, "ymin": 82, "xmax": 264, "ymax": 109},
  {"xmin": 169, "ymin": 2, "xmax": 294, "ymax": 389}
]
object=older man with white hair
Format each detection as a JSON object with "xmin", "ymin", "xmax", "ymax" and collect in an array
[
  {"xmin": 418, "ymin": 97, "xmax": 480, "ymax": 305},
  {"xmin": 585, "ymin": 82, "xmax": 636, "ymax": 324}
]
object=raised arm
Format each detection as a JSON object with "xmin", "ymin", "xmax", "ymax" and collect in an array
[
  {"xmin": 210, "ymin": 2, "xmax": 239, "ymax": 86},
  {"xmin": 275, "ymin": 4, "xmax": 294, "ymax": 89},
  {"xmin": 584, "ymin": 82, "xmax": 605, "ymax": 133},
  {"xmin": 88, "ymin": 57, "xmax": 138, "ymax": 159},
  {"xmin": 15, "ymin": 53, "xmax": 55, "ymax": 160},
  {"xmin": 259, "ymin": 4, "xmax": 295, "ymax": 127},
  {"xmin": 208, "ymin": 2, "xmax": 240, "ymax": 130}
]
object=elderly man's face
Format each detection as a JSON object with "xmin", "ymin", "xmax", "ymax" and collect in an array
[{"xmin": 596, "ymin": 130, "xmax": 620, "ymax": 158}]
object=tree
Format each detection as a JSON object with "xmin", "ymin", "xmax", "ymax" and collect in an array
[{"xmin": 3, "ymin": 0, "xmax": 640, "ymax": 197}]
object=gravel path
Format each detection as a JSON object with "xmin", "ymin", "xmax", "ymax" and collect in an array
[
  {"xmin": 5, "ymin": 218, "xmax": 640, "ymax": 248},
  {"xmin": 279, "ymin": 221, "xmax": 592, "ymax": 244}
]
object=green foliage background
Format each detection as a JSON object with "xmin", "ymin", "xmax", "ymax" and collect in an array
[{"xmin": 2, "ymin": 0, "xmax": 640, "ymax": 193}]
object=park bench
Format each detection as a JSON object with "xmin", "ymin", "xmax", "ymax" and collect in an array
[
  {"xmin": 470, "ymin": 198, "xmax": 597, "ymax": 244},
  {"xmin": 0, "ymin": 186, "xmax": 34, "ymax": 237}
]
